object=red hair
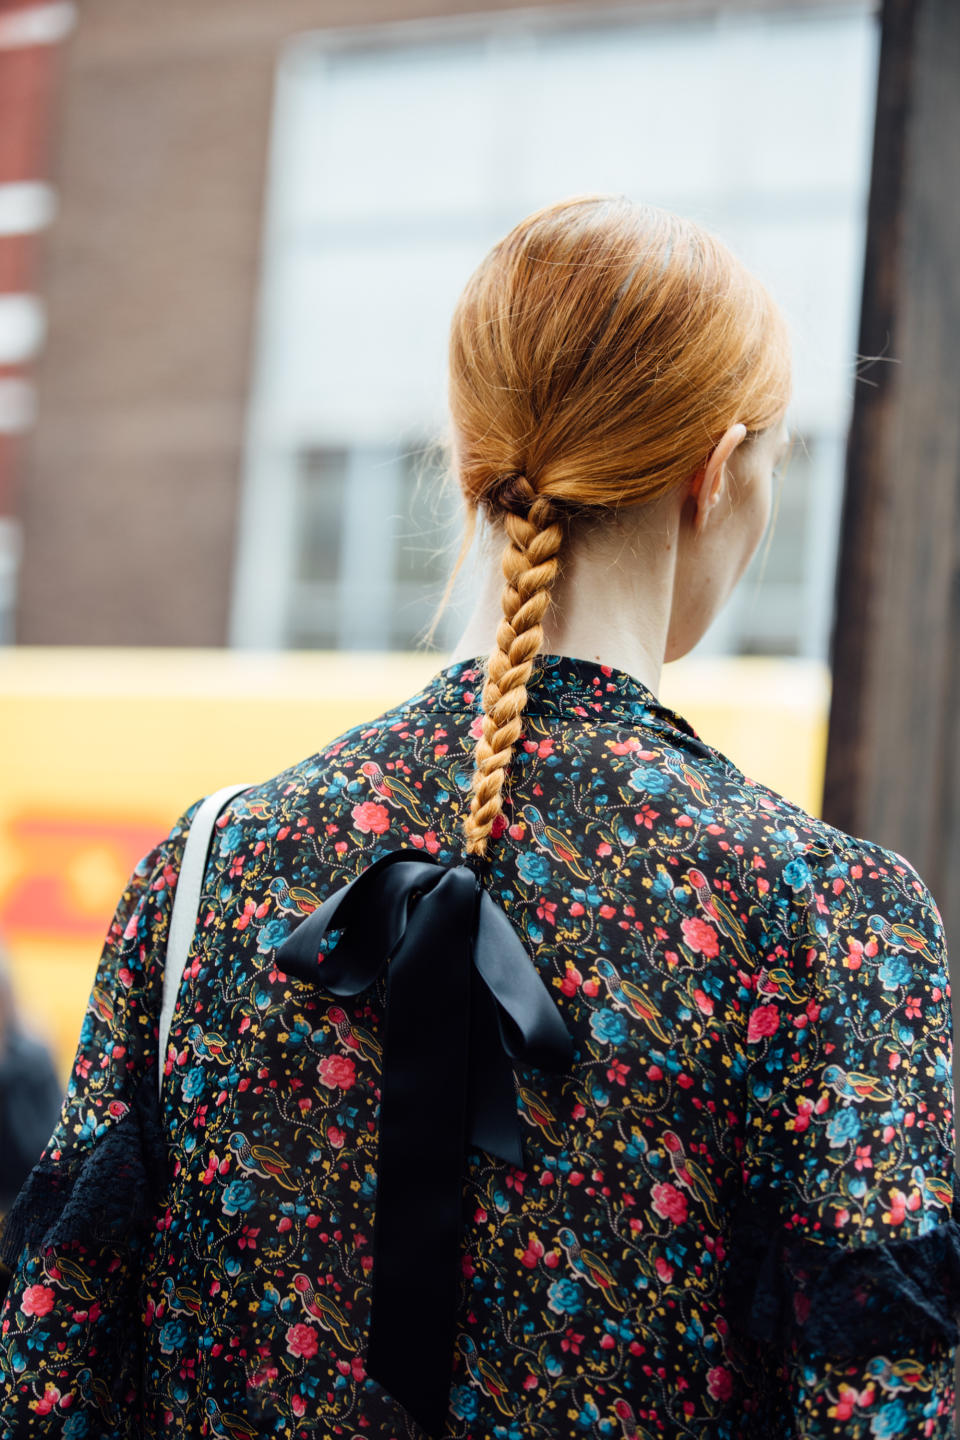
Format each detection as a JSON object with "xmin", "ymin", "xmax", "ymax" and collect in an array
[{"xmin": 429, "ymin": 196, "xmax": 792, "ymax": 858}]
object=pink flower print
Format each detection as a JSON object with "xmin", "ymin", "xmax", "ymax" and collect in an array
[
  {"xmin": 34, "ymin": 1384, "xmax": 61, "ymax": 1415},
  {"xmin": 285, "ymin": 1323, "xmax": 319, "ymax": 1359},
  {"xmin": 844, "ymin": 938, "xmax": 864, "ymax": 971},
  {"xmin": 655, "ymin": 1256, "xmax": 674, "ymax": 1283},
  {"xmin": 680, "ymin": 916, "xmax": 719, "ymax": 957},
  {"xmin": 883, "ymin": 1187, "xmax": 908, "ymax": 1225},
  {"xmin": 792, "ymin": 1096, "xmax": 814, "ymax": 1133},
  {"xmin": 650, "ymin": 1181, "xmax": 688, "ymax": 1225},
  {"xmin": 747, "ymin": 1004, "xmax": 780, "ymax": 1043},
  {"xmin": 351, "ymin": 801, "xmax": 390, "ymax": 835},
  {"xmin": 317, "ymin": 1054, "xmax": 356, "ymax": 1091},
  {"xmin": 519, "ymin": 1234, "xmax": 544, "ymax": 1269},
  {"xmin": 21, "ymin": 1284, "xmax": 55, "ymax": 1318},
  {"xmin": 706, "ymin": 1366, "xmax": 733, "ymax": 1401}
]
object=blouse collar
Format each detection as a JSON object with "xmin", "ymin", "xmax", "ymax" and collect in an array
[{"xmin": 422, "ymin": 652, "xmax": 705, "ymax": 745}]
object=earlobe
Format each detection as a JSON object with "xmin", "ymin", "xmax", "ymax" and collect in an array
[
  {"xmin": 696, "ymin": 485, "xmax": 719, "ymax": 537},
  {"xmin": 687, "ymin": 467, "xmax": 710, "ymax": 538},
  {"xmin": 696, "ymin": 422, "xmax": 747, "ymax": 535},
  {"xmin": 692, "ymin": 464, "xmax": 723, "ymax": 537}
]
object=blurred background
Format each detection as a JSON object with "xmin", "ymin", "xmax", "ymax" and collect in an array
[{"xmin": 0, "ymin": 0, "xmax": 955, "ymax": 1117}]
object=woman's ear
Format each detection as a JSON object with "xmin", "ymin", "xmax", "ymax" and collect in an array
[{"xmin": 690, "ymin": 423, "xmax": 747, "ymax": 535}]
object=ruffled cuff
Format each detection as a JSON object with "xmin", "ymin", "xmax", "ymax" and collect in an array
[
  {"xmin": 0, "ymin": 1069, "xmax": 169, "ymax": 1303},
  {"xmin": 724, "ymin": 1185, "xmax": 960, "ymax": 1358}
]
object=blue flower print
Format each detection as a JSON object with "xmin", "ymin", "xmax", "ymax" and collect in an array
[
  {"xmin": 256, "ymin": 918, "xmax": 291, "ymax": 955},
  {"xmin": 547, "ymin": 1278, "xmax": 584, "ymax": 1316},
  {"xmin": 217, "ymin": 823, "xmax": 242, "ymax": 856},
  {"xmin": 871, "ymin": 1398, "xmax": 910, "ymax": 1438},
  {"xmin": 628, "ymin": 766, "xmax": 671, "ymax": 798},
  {"xmin": 879, "ymin": 955, "xmax": 913, "ymax": 990},
  {"xmin": 575, "ymin": 1398, "xmax": 600, "ymax": 1429},
  {"xmin": 181, "ymin": 1067, "xmax": 206, "ymax": 1101},
  {"xmin": 517, "ymin": 851, "xmax": 551, "ymax": 886},
  {"xmin": 590, "ymin": 1008, "xmax": 629, "ymax": 1047},
  {"xmin": 783, "ymin": 858, "xmax": 812, "ymax": 889},
  {"xmin": 158, "ymin": 1319, "xmax": 189, "ymax": 1355},
  {"xmin": 450, "ymin": 1385, "xmax": 478, "ymax": 1422},
  {"xmin": 221, "ymin": 1179, "xmax": 258, "ymax": 1216},
  {"xmin": 826, "ymin": 1108, "xmax": 862, "ymax": 1148}
]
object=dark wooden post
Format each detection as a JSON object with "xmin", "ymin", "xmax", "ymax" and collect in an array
[
  {"xmin": 823, "ymin": 5, "xmax": 960, "ymax": 1409},
  {"xmin": 823, "ymin": 0, "xmax": 960, "ymax": 939}
]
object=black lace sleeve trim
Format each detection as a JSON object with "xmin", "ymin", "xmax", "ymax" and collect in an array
[
  {"xmin": 0, "ymin": 1070, "xmax": 169, "ymax": 1304},
  {"xmin": 724, "ymin": 1185, "xmax": 960, "ymax": 1358}
]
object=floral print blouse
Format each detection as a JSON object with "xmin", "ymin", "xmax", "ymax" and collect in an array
[{"xmin": 1, "ymin": 652, "xmax": 958, "ymax": 1439}]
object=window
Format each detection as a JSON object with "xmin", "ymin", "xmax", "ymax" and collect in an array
[{"xmin": 287, "ymin": 443, "xmax": 464, "ymax": 651}]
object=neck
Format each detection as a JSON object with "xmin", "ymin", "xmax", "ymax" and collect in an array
[{"xmin": 446, "ymin": 509, "xmax": 678, "ymax": 698}]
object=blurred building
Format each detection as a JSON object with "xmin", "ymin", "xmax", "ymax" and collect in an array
[
  {"xmin": 6, "ymin": 0, "xmax": 874, "ymax": 659},
  {"xmin": 0, "ymin": 1, "xmax": 75, "ymax": 643}
]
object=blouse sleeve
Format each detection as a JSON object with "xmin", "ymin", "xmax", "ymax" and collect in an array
[
  {"xmin": 726, "ymin": 839, "xmax": 960, "ymax": 1434},
  {"xmin": 0, "ymin": 800, "xmax": 198, "ymax": 1421}
]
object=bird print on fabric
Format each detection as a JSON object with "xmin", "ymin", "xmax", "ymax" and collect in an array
[
  {"xmin": 520, "ymin": 804, "xmax": 592, "ymax": 880},
  {"xmin": 661, "ymin": 1130, "xmax": 722, "ymax": 1231},
  {"xmin": 228, "ymin": 1132, "xmax": 301, "ymax": 1191},
  {"xmin": 267, "ymin": 876, "xmax": 324, "ymax": 917},
  {"xmin": 595, "ymin": 958, "xmax": 671, "ymax": 1043},
  {"xmin": 326, "ymin": 1004, "xmax": 381, "ymax": 1068},
  {"xmin": 683, "ymin": 867, "xmax": 753, "ymax": 965},
  {"xmin": 456, "ymin": 1336, "xmax": 513, "ymax": 1415},
  {"xmin": 556, "ymin": 1227, "xmax": 627, "ymax": 1311},
  {"xmin": 292, "ymin": 1273, "xmax": 353, "ymax": 1350},
  {"xmin": 359, "ymin": 760, "xmax": 430, "ymax": 827},
  {"xmin": 867, "ymin": 911, "xmax": 941, "ymax": 965},
  {"xmin": 185, "ymin": 1024, "xmax": 231, "ymax": 1064}
]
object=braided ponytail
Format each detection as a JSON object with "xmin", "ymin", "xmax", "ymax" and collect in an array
[
  {"xmin": 441, "ymin": 196, "xmax": 792, "ymax": 863},
  {"xmin": 463, "ymin": 479, "xmax": 566, "ymax": 858}
]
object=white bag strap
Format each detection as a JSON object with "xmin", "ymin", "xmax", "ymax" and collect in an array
[{"xmin": 158, "ymin": 781, "xmax": 253, "ymax": 1098}]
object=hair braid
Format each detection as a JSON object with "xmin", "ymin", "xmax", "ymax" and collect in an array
[
  {"xmin": 463, "ymin": 478, "xmax": 566, "ymax": 859},
  {"xmin": 445, "ymin": 198, "xmax": 792, "ymax": 858}
]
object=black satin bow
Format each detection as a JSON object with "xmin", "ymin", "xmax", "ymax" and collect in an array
[{"xmin": 275, "ymin": 847, "xmax": 573, "ymax": 1437}]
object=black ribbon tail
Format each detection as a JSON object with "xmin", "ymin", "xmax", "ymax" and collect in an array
[
  {"xmin": 473, "ymin": 891, "xmax": 574, "ymax": 1071},
  {"xmin": 466, "ymin": 967, "xmax": 523, "ymax": 1168},
  {"xmin": 366, "ymin": 865, "xmax": 476, "ymax": 1437},
  {"xmin": 275, "ymin": 848, "xmax": 573, "ymax": 1438}
]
